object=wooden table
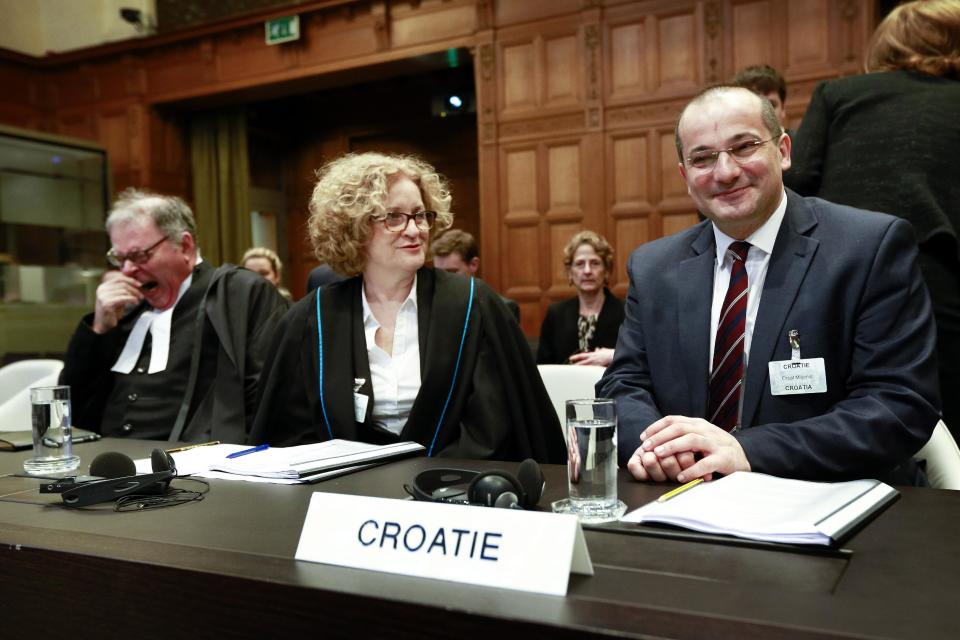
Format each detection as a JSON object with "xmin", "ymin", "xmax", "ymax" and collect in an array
[{"xmin": 1, "ymin": 438, "xmax": 957, "ymax": 639}]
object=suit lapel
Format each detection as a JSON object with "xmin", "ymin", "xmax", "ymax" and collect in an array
[
  {"xmin": 741, "ymin": 192, "xmax": 820, "ymax": 428},
  {"xmin": 679, "ymin": 224, "xmax": 716, "ymax": 417}
]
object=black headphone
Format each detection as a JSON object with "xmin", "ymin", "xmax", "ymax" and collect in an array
[
  {"xmin": 408, "ymin": 459, "xmax": 545, "ymax": 510},
  {"xmin": 40, "ymin": 448, "xmax": 176, "ymax": 508}
]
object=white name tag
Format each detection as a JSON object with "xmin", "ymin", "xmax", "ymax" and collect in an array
[
  {"xmin": 353, "ymin": 393, "xmax": 368, "ymax": 422},
  {"xmin": 295, "ymin": 492, "xmax": 594, "ymax": 596},
  {"xmin": 768, "ymin": 358, "xmax": 828, "ymax": 395}
]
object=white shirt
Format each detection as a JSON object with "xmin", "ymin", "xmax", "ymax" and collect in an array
[
  {"xmin": 362, "ymin": 276, "xmax": 422, "ymax": 436},
  {"xmin": 709, "ymin": 190, "xmax": 787, "ymax": 370}
]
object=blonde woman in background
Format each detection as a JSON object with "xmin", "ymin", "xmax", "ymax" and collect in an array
[{"xmin": 242, "ymin": 247, "xmax": 292, "ymax": 304}]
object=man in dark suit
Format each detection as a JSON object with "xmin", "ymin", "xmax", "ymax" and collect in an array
[
  {"xmin": 305, "ymin": 264, "xmax": 346, "ymax": 292},
  {"xmin": 597, "ymin": 86, "xmax": 940, "ymax": 484}
]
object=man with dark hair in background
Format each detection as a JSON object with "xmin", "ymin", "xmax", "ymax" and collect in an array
[
  {"xmin": 61, "ymin": 189, "xmax": 288, "ymax": 444},
  {"xmin": 733, "ymin": 64, "xmax": 791, "ymax": 134},
  {"xmin": 431, "ymin": 229, "xmax": 521, "ymax": 322}
]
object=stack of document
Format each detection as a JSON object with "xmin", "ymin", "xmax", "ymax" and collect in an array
[
  {"xmin": 210, "ymin": 440, "xmax": 425, "ymax": 481},
  {"xmin": 135, "ymin": 440, "xmax": 425, "ymax": 484},
  {"xmin": 621, "ymin": 472, "xmax": 899, "ymax": 546}
]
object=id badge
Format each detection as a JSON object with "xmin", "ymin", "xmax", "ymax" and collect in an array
[
  {"xmin": 353, "ymin": 393, "xmax": 369, "ymax": 422},
  {"xmin": 768, "ymin": 358, "xmax": 827, "ymax": 395},
  {"xmin": 768, "ymin": 329, "xmax": 827, "ymax": 395}
]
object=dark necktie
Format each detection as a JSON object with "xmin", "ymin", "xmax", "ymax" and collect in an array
[{"xmin": 708, "ymin": 241, "xmax": 751, "ymax": 432}]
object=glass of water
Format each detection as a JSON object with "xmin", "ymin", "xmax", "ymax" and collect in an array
[
  {"xmin": 552, "ymin": 398, "xmax": 626, "ymax": 523},
  {"xmin": 23, "ymin": 385, "xmax": 80, "ymax": 475}
]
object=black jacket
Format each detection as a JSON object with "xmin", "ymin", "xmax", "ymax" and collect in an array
[{"xmin": 537, "ymin": 288, "xmax": 624, "ymax": 365}]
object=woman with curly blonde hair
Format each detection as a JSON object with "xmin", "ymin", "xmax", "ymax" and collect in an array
[
  {"xmin": 786, "ymin": 0, "xmax": 960, "ymax": 440},
  {"xmin": 252, "ymin": 152, "xmax": 564, "ymax": 464},
  {"xmin": 537, "ymin": 230, "xmax": 624, "ymax": 366}
]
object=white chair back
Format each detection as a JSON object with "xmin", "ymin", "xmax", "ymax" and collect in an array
[
  {"xmin": 0, "ymin": 359, "xmax": 64, "ymax": 407},
  {"xmin": 917, "ymin": 420, "xmax": 960, "ymax": 490},
  {"xmin": 0, "ymin": 370, "xmax": 63, "ymax": 431},
  {"xmin": 537, "ymin": 364, "xmax": 606, "ymax": 433}
]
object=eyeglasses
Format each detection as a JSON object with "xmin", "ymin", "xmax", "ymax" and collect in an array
[
  {"xmin": 685, "ymin": 135, "xmax": 780, "ymax": 170},
  {"xmin": 106, "ymin": 237, "xmax": 167, "ymax": 268},
  {"xmin": 376, "ymin": 211, "xmax": 437, "ymax": 232}
]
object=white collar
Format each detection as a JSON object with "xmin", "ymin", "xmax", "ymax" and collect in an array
[
  {"xmin": 110, "ymin": 268, "xmax": 195, "ymax": 375},
  {"xmin": 362, "ymin": 274, "xmax": 419, "ymax": 327},
  {"xmin": 712, "ymin": 189, "xmax": 787, "ymax": 262}
]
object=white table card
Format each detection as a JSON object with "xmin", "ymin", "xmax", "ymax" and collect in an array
[{"xmin": 295, "ymin": 492, "xmax": 594, "ymax": 596}]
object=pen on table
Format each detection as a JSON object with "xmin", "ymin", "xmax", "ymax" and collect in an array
[
  {"xmin": 166, "ymin": 440, "xmax": 221, "ymax": 454},
  {"xmin": 225, "ymin": 444, "xmax": 269, "ymax": 459},
  {"xmin": 657, "ymin": 478, "xmax": 704, "ymax": 503}
]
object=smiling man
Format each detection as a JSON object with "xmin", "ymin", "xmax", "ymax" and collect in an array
[
  {"xmin": 597, "ymin": 85, "xmax": 940, "ymax": 484},
  {"xmin": 60, "ymin": 189, "xmax": 288, "ymax": 443}
]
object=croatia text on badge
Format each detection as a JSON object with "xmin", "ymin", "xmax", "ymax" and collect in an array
[{"xmin": 768, "ymin": 358, "xmax": 828, "ymax": 395}]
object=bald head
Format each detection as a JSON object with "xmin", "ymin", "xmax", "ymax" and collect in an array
[{"xmin": 675, "ymin": 86, "xmax": 782, "ymax": 162}]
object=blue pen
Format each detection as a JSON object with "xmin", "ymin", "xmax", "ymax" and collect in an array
[{"xmin": 225, "ymin": 444, "xmax": 269, "ymax": 459}]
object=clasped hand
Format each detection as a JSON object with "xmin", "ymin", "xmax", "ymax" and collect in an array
[
  {"xmin": 568, "ymin": 347, "xmax": 615, "ymax": 367},
  {"xmin": 626, "ymin": 415, "xmax": 751, "ymax": 483}
]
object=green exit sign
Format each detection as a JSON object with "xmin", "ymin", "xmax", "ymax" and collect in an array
[{"xmin": 265, "ymin": 15, "xmax": 300, "ymax": 45}]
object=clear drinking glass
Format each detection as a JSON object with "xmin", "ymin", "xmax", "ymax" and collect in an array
[
  {"xmin": 552, "ymin": 398, "xmax": 626, "ymax": 523},
  {"xmin": 23, "ymin": 385, "xmax": 80, "ymax": 475}
]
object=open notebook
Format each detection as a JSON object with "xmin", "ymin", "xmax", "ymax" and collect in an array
[{"xmin": 621, "ymin": 472, "xmax": 899, "ymax": 546}]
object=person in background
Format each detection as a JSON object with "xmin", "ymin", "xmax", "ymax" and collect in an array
[
  {"xmin": 598, "ymin": 85, "xmax": 939, "ymax": 485},
  {"xmin": 733, "ymin": 63, "xmax": 791, "ymax": 135},
  {"xmin": 430, "ymin": 228, "xmax": 520, "ymax": 322},
  {"xmin": 251, "ymin": 152, "xmax": 565, "ymax": 464},
  {"xmin": 60, "ymin": 189, "xmax": 287, "ymax": 443},
  {"xmin": 786, "ymin": 0, "xmax": 960, "ymax": 441},
  {"xmin": 537, "ymin": 231, "xmax": 624, "ymax": 367},
  {"xmin": 242, "ymin": 246, "xmax": 292, "ymax": 304},
  {"xmin": 305, "ymin": 263, "xmax": 346, "ymax": 292}
]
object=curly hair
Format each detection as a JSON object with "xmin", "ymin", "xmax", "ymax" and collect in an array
[
  {"xmin": 308, "ymin": 152, "xmax": 453, "ymax": 276},
  {"xmin": 562, "ymin": 230, "xmax": 614, "ymax": 278},
  {"xmin": 866, "ymin": 0, "xmax": 960, "ymax": 78}
]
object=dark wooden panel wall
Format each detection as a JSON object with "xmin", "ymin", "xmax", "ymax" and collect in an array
[{"xmin": 0, "ymin": 0, "xmax": 876, "ymax": 334}]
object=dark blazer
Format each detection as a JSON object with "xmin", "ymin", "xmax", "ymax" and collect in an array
[
  {"xmin": 598, "ymin": 190, "xmax": 940, "ymax": 481},
  {"xmin": 786, "ymin": 70, "xmax": 960, "ymax": 250},
  {"xmin": 537, "ymin": 289, "xmax": 625, "ymax": 364},
  {"xmin": 251, "ymin": 268, "xmax": 566, "ymax": 464}
]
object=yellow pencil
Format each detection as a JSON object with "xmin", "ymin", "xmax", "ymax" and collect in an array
[
  {"xmin": 165, "ymin": 440, "xmax": 221, "ymax": 454},
  {"xmin": 656, "ymin": 478, "xmax": 704, "ymax": 502}
]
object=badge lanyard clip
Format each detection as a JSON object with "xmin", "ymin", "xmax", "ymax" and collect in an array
[{"xmin": 788, "ymin": 329, "xmax": 801, "ymax": 361}]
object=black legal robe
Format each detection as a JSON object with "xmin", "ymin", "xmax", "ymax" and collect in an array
[
  {"xmin": 251, "ymin": 267, "xmax": 566, "ymax": 464},
  {"xmin": 61, "ymin": 261, "xmax": 288, "ymax": 443}
]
